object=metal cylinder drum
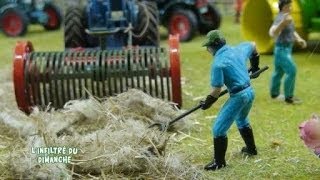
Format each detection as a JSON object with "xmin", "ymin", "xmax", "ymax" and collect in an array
[{"xmin": 13, "ymin": 35, "xmax": 181, "ymax": 114}]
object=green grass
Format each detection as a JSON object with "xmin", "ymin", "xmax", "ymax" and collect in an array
[
  {"xmin": 1, "ymin": 16, "xmax": 320, "ymax": 179},
  {"xmin": 0, "ymin": 25, "xmax": 64, "ymax": 68},
  {"xmin": 179, "ymin": 17, "xmax": 320, "ymax": 179}
]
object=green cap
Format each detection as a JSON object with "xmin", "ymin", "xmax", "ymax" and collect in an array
[{"xmin": 202, "ymin": 30, "xmax": 225, "ymax": 47}]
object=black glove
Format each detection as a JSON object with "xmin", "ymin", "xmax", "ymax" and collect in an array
[
  {"xmin": 249, "ymin": 50, "xmax": 260, "ymax": 79},
  {"xmin": 248, "ymin": 66, "xmax": 260, "ymax": 79},
  {"xmin": 201, "ymin": 95, "xmax": 218, "ymax": 110}
]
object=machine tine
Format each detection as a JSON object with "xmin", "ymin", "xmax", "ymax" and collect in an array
[{"xmin": 13, "ymin": 36, "xmax": 182, "ymax": 114}]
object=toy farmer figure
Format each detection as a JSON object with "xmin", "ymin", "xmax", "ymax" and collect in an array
[
  {"xmin": 269, "ymin": 0, "xmax": 306, "ymax": 104},
  {"xmin": 201, "ymin": 30, "xmax": 260, "ymax": 170}
]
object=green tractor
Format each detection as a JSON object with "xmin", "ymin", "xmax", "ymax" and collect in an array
[
  {"xmin": 241, "ymin": 0, "xmax": 320, "ymax": 53},
  {"xmin": 0, "ymin": 0, "xmax": 62, "ymax": 37}
]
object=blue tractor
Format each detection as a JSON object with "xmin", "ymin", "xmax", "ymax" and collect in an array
[
  {"xmin": 64, "ymin": 0, "xmax": 159, "ymax": 49},
  {"xmin": 0, "ymin": 0, "xmax": 62, "ymax": 37}
]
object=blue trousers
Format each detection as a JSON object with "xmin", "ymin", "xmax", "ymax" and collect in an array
[
  {"xmin": 212, "ymin": 87, "xmax": 255, "ymax": 137},
  {"xmin": 270, "ymin": 45, "xmax": 296, "ymax": 98}
]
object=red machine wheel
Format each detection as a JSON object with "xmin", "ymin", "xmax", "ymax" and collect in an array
[
  {"xmin": 13, "ymin": 41, "xmax": 34, "ymax": 113},
  {"xmin": 0, "ymin": 8, "xmax": 28, "ymax": 37},
  {"xmin": 43, "ymin": 4, "xmax": 62, "ymax": 30},
  {"xmin": 169, "ymin": 34, "xmax": 182, "ymax": 107},
  {"xmin": 168, "ymin": 9, "xmax": 197, "ymax": 42}
]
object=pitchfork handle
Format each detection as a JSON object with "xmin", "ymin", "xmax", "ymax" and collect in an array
[
  {"xmin": 219, "ymin": 66, "xmax": 269, "ymax": 97},
  {"xmin": 169, "ymin": 104, "xmax": 202, "ymax": 126}
]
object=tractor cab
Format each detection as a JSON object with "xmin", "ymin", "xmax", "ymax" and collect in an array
[
  {"xmin": 87, "ymin": 0, "xmax": 137, "ymax": 32},
  {"xmin": 86, "ymin": 0, "xmax": 139, "ymax": 49},
  {"xmin": 65, "ymin": 0, "xmax": 159, "ymax": 49}
]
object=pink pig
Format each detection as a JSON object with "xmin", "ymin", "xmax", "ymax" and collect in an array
[{"xmin": 299, "ymin": 114, "xmax": 320, "ymax": 157}]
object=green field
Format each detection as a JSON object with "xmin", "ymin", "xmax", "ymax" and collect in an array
[{"xmin": 1, "ymin": 16, "xmax": 320, "ymax": 179}]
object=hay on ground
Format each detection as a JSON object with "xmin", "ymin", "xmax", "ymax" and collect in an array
[{"xmin": 0, "ymin": 69, "xmax": 203, "ymax": 180}]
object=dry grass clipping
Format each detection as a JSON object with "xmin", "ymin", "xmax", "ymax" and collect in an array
[{"xmin": 0, "ymin": 68, "xmax": 203, "ymax": 179}]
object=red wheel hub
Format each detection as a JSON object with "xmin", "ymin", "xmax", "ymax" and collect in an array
[
  {"xmin": 13, "ymin": 41, "xmax": 34, "ymax": 114},
  {"xmin": 45, "ymin": 8, "xmax": 58, "ymax": 28},
  {"xmin": 2, "ymin": 12, "xmax": 23, "ymax": 36},
  {"xmin": 169, "ymin": 15, "xmax": 190, "ymax": 39}
]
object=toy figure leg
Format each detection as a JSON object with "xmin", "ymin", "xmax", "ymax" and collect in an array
[
  {"xmin": 270, "ymin": 47, "xmax": 285, "ymax": 97},
  {"xmin": 204, "ymin": 136, "xmax": 228, "ymax": 171},
  {"xmin": 212, "ymin": 94, "xmax": 245, "ymax": 137},
  {"xmin": 234, "ymin": 89, "xmax": 257, "ymax": 155},
  {"xmin": 281, "ymin": 52, "xmax": 296, "ymax": 98},
  {"xmin": 234, "ymin": 90, "xmax": 254, "ymax": 129},
  {"xmin": 205, "ymin": 96, "xmax": 242, "ymax": 171},
  {"xmin": 207, "ymin": 88, "xmax": 253, "ymax": 171}
]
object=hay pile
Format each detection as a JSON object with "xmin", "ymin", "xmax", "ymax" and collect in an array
[{"xmin": 0, "ymin": 68, "xmax": 203, "ymax": 179}]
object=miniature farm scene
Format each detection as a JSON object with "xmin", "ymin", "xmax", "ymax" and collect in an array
[{"xmin": 0, "ymin": 0, "xmax": 319, "ymax": 179}]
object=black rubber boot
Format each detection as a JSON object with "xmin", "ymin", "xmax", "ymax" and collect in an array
[
  {"xmin": 204, "ymin": 136, "xmax": 228, "ymax": 171},
  {"xmin": 239, "ymin": 126, "xmax": 257, "ymax": 155}
]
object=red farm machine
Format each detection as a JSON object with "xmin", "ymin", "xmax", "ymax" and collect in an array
[{"xmin": 13, "ymin": 0, "xmax": 182, "ymax": 114}]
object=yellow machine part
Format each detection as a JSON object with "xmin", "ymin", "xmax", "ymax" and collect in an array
[{"xmin": 241, "ymin": 0, "xmax": 306, "ymax": 53}]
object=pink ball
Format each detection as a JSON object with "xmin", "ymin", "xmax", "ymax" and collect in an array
[{"xmin": 299, "ymin": 114, "xmax": 320, "ymax": 152}]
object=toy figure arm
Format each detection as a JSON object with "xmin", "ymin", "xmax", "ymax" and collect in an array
[
  {"xmin": 269, "ymin": 13, "xmax": 292, "ymax": 37},
  {"xmin": 202, "ymin": 64, "xmax": 224, "ymax": 110},
  {"xmin": 294, "ymin": 31, "xmax": 307, "ymax": 48},
  {"xmin": 248, "ymin": 42, "xmax": 260, "ymax": 78},
  {"xmin": 269, "ymin": 23, "xmax": 286, "ymax": 37},
  {"xmin": 210, "ymin": 87, "xmax": 222, "ymax": 99},
  {"xmin": 201, "ymin": 87, "xmax": 221, "ymax": 110},
  {"xmin": 249, "ymin": 42, "xmax": 259, "ymax": 67}
]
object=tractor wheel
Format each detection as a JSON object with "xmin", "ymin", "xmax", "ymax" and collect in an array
[
  {"xmin": 0, "ymin": 8, "xmax": 28, "ymax": 37},
  {"xmin": 64, "ymin": 7, "xmax": 87, "ymax": 48},
  {"xmin": 133, "ymin": 1, "xmax": 160, "ymax": 46},
  {"xmin": 199, "ymin": 4, "xmax": 221, "ymax": 34},
  {"xmin": 168, "ymin": 9, "xmax": 197, "ymax": 42},
  {"xmin": 43, "ymin": 4, "xmax": 62, "ymax": 30}
]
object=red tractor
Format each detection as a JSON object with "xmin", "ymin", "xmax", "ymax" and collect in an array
[{"xmin": 157, "ymin": 0, "xmax": 221, "ymax": 41}]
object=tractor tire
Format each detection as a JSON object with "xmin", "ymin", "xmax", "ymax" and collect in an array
[
  {"xmin": 43, "ymin": 4, "xmax": 62, "ymax": 30},
  {"xmin": 64, "ymin": 7, "xmax": 87, "ymax": 48},
  {"xmin": 0, "ymin": 8, "xmax": 28, "ymax": 37},
  {"xmin": 168, "ymin": 9, "xmax": 198, "ymax": 42},
  {"xmin": 199, "ymin": 4, "xmax": 221, "ymax": 34},
  {"xmin": 133, "ymin": 1, "xmax": 160, "ymax": 46}
]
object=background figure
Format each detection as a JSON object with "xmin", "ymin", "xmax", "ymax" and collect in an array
[
  {"xmin": 299, "ymin": 114, "xmax": 320, "ymax": 158},
  {"xmin": 234, "ymin": 0, "xmax": 243, "ymax": 23},
  {"xmin": 268, "ymin": 0, "xmax": 307, "ymax": 104}
]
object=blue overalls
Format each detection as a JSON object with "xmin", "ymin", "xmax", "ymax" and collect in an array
[
  {"xmin": 270, "ymin": 12, "xmax": 296, "ymax": 99},
  {"xmin": 210, "ymin": 43, "xmax": 255, "ymax": 137}
]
